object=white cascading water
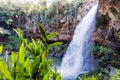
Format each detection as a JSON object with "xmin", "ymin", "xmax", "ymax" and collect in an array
[{"xmin": 60, "ymin": 4, "xmax": 98, "ymax": 79}]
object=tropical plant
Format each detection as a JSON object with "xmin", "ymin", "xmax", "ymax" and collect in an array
[
  {"xmin": 92, "ymin": 45, "xmax": 120, "ymax": 68},
  {"xmin": 0, "ymin": 45, "xmax": 3, "ymax": 54},
  {"xmin": 92, "ymin": 45, "xmax": 114, "ymax": 56},
  {"xmin": 4, "ymin": 34, "xmax": 20, "ymax": 50},
  {"xmin": 78, "ymin": 73, "xmax": 102, "ymax": 80},
  {"xmin": 0, "ymin": 23, "xmax": 62, "ymax": 80},
  {"xmin": 0, "ymin": 32, "xmax": 20, "ymax": 50},
  {"xmin": 110, "ymin": 68, "xmax": 120, "ymax": 80}
]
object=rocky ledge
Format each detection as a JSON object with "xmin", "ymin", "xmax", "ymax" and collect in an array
[{"xmin": 92, "ymin": 0, "xmax": 120, "ymax": 51}]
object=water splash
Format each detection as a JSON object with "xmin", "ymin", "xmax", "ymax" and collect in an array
[
  {"xmin": 0, "ymin": 27, "xmax": 11, "ymax": 35},
  {"xmin": 60, "ymin": 4, "xmax": 98, "ymax": 78}
]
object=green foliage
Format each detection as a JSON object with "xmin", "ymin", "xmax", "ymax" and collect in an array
[
  {"xmin": 0, "ymin": 60, "xmax": 13, "ymax": 80},
  {"xmin": 41, "ymin": 0, "xmax": 86, "ymax": 26},
  {"xmin": 97, "ymin": 13, "xmax": 110, "ymax": 28},
  {"xmin": 0, "ymin": 23, "xmax": 61, "ymax": 80},
  {"xmin": 110, "ymin": 68, "xmax": 120, "ymax": 80},
  {"xmin": 118, "ymin": 31, "xmax": 120, "ymax": 40},
  {"xmin": 0, "ymin": 8, "xmax": 16, "ymax": 25},
  {"xmin": 0, "ymin": 45, "xmax": 3, "ymax": 54},
  {"xmin": 92, "ymin": 45, "xmax": 120, "ymax": 68},
  {"xmin": 0, "ymin": 33, "xmax": 20, "ymax": 50},
  {"xmin": 78, "ymin": 73, "xmax": 102, "ymax": 80},
  {"xmin": 4, "ymin": 34, "xmax": 20, "ymax": 50},
  {"xmin": 93, "ymin": 45, "xmax": 114, "ymax": 56},
  {"xmin": 0, "ymin": 0, "xmax": 37, "ymax": 25},
  {"xmin": 0, "ymin": 0, "xmax": 87, "ymax": 30},
  {"xmin": 14, "ymin": 28, "xmax": 24, "ymax": 43},
  {"xmin": 38, "ymin": 23, "xmax": 48, "ymax": 42},
  {"xmin": 38, "ymin": 23, "xmax": 63, "ymax": 56}
]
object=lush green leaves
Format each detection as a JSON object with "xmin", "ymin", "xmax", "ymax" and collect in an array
[
  {"xmin": 0, "ymin": 23, "xmax": 61, "ymax": 80},
  {"xmin": 47, "ymin": 32, "xmax": 59, "ymax": 40},
  {"xmin": 0, "ymin": 60, "xmax": 13, "ymax": 80},
  {"xmin": 111, "ymin": 68, "xmax": 120, "ymax": 80},
  {"xmin": 92, "ymin": 45, "xmax": 119, "ymax": 67},
  {"xmin": 93, "ymin": 45, "xmax": 114, "ymax": 55},
  {"xmin": 14, "ymin": 28, "xmax": 24, "ymax": 43},
  {"xmin": 38, "ymin": 23, "xmax": 47, "ymax": 42},
  {"xmin": 19, "ymin": 42, "xmax": 25, "ymax": 64},
  {"xmin": 0, "ymin": 34, "xmax": 20, "ymax": 50},
  {"xmin": 0, "ymin": 45, "xmax": 3, "ymax": 54},
  {"xmin": 11, "ymin": 51, "xmax": 17, "ymax": 63},
  {"xmin": 48, "ymin": 42, "xmax": 63, "ymax": 48},
  {"xmin": 23, "ymin": 58, "xmax": 31, "ymax": 75},
  {"xmin": 78, "ymin": 73, "xmax": 102, "ymax": 80}
]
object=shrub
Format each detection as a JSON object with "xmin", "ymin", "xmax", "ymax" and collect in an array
[
  {"xmin": 78, "ymin": 73, "xmax": 102, "ymax": 80},
  {"xmin": 0, "ymin": 23, "xmax": 62, "ymax": 80},
  {"xmin": 92, "ymin": 45, "xmax": 120, "ymax": 68},
  {"xmin": 0, "ymin": 45, "xmax": 3, "ymax": 53},
  {"xmin": 92, "ymin": 45, "xmax": 114, "ymax": 57},
  {"xmin": 0, "ymin": 31, "xmax": 20, "ymax": 50},
  {"xmin": 110, "ymin": 68, "xmax": 120, "ymax": 80},
  {"xmin": 5, "ymin": 34, "xmax": 20, "ymax": 50}
]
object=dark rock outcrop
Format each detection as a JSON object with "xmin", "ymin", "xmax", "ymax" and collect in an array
[{"xmin": 92, "ymin": 0, "xmax": 120, "ymax": 51}]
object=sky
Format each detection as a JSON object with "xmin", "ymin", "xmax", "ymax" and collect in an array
[
  {"xmin": 0, "ymin": 0, "xmax": 54, "ymax": 6},
  {"xmin": 0, "ymin": 0, "xmax": 40, "ymax": 4}
]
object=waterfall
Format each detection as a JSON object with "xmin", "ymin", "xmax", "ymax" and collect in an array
[{"xmin": 59, "ymin": 4, "xmax": 98, "ymax": 79}]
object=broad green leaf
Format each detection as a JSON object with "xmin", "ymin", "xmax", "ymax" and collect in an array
[
  {"xmin": 43, "ymin": 71, "xmax": 50, "ymax": 80},
  {"xmin": 42, "ymin": 53, "xmax": 45, "ymax": 64},
  {"xmin": 38, "ymin": 23, "xmax": 47, "ymax": 42},
  {"xmin": 47, "ymin": 32, "xmax": 59, "ymax": 40},
  {"xmin": 43, "ymin": 46, "xmax": 49, "ymax": 56},
  {"xmin": 56, "ymin": 74, "xmax": 61, "ymax": 80},
  {"xmin": 31, "ymin": 38, "xmax": 37, "ymax": 47},
  {"xmin": 37, "ymin": 40, "xmax": 43, "ymax": 54},
  {"xmin": 36, "ymin": 44, "xmax": 42, "ymax": 55},
  {"xmin": 14, "ymin": 28, "xmax": 24, "ymax": 43},
  {"xmin": 54, "ymin": 67, "xmax": 57, "ymax": 73},
  {"xmin": 0, "ymin": 61, "xmax": 13, "ymax": 80},
  {"xmin": 0, "ymin": 45, "xmax": 3, "ymax": 54},
  {"xmin": 19, "ymin": 42, "xmax": 25, "ymax": 64},
  {"xmin": 15, "ymin": 60, "xmax": 25, "ymax": 78},
  {"xmin": 11, "ymin": 52, "xmax": 17, "ymax": 63},
  {"xmin": 48, "ymin": 42, "xmax": 63, "ymax": 48},
  {"xmin": 32, "ymin": 55, "xmax": 40, "ymax": 71},
  {"xmin": 24, "ymin": 58, "xmax": 31, "ymax": 75}
]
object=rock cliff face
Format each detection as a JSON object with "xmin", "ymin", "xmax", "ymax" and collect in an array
[
  {"xmin": 25, "ymin": 0, "xmax": 120, "ymax": 51},
  {"xmin": 46, "ymin": 0, "xmax": 96, "ymax": 42},
  {"xmin": 92, "ymin": 0, "xmax": 120, "ymax": 51},
  {"xmin": 0, "ymin": 0, "xmax": 96, "ymax": 42},
  {"xmin": 25, "ymin": 0, "xmax": 96, "ymax": 42}
]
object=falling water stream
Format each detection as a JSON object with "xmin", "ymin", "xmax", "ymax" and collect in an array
[{"xmin": 59, "ymin": 4, "xmax": 98, "ymax": 79}]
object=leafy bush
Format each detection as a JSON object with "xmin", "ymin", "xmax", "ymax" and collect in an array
[
  {"xmin": 93, "ymin": 45, "xmax": 114, "ymax": 57},
  {"xmin": 5, "ymin": 34, "xmax": 20, "ymax": 50},
  {"xmin": 0, "ymin": 24, "xmax": 62, "ymax": 80},
  {"xmin": 0, "ymin": 45, "xmax": 3, "ymax": 53},
  {"xmin": 92, "ymin": 45, "xmax": 120, "ymax": 68},
  {"xmin": 110, "ymin": 68, "xmax": 120, "ymax": 80},
  {"xmin": 78, "ymin": 73, "xmax": 102, "ymax": 80},
  {"xmin": 0, "ymin": 32, "xmax": 20, "ymax": 50}
]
